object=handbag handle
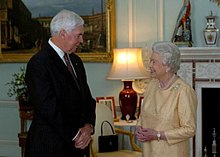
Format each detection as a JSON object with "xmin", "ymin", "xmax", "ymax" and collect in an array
[{"xmin": 100, "ymin": 120, "xmax": 115, "ymax": 136}]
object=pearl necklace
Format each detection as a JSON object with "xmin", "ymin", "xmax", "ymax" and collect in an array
[{"xmin": 159, "ymin": 74, "xmax": 177, "ymax": 90}]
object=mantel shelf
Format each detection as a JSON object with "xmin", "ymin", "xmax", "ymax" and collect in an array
[{"xmin": 180, "ymin": 47, "xmax": 220, "ymax": 60}]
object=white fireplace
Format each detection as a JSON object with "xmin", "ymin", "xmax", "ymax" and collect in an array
[{"xmin": 179, "ymin": 47, "xmax": 220, "ymax": 157}]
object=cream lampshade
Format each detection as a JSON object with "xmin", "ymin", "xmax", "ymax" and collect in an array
[{"xmin": 107, "ymin": 48, "xmax": 149, "ymax": 120}]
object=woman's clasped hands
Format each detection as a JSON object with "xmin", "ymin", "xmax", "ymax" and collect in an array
[{"xmin": 136, "ymin": 125, "xmax": 158, "ymax": 142}]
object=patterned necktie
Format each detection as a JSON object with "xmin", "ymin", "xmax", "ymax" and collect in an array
[{"xmin": 64, "ymin": 53, "xmax": 81, "ymax": 90}]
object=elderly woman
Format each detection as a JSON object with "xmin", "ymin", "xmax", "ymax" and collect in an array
[{"xmin": 136, "ymin": 41, "xmax": 197, "ymax": 157}]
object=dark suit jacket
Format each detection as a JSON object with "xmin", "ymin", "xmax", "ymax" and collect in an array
[{"xmin": 24, "ymin": 43, "xmax": 96, "ymax": 157}]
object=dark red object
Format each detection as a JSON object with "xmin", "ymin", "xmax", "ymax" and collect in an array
[{"xmin": 119, "ymin": 81, "xmax": 137, "ymax": 120}]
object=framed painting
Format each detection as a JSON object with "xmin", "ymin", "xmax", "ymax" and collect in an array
[
  {"xmin": 0, "ymin": 0, "xmax": 115, "ymax": 63},
  {"xmin": 96, "ymin": 96, "xmax": 117, "ymax": 119}
]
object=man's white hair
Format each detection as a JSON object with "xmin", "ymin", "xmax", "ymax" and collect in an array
[{"xmin": 50, "ymin": 9, "xmax": 84, "ymax": 36}]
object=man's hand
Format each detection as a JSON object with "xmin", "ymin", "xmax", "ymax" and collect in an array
[{"xmin": 74, "ymin": 124, "xmax": 93, "ymax": 149}]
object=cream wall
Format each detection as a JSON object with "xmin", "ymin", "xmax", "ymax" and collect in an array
[
  {"xmin": 116, "ymin": 0, "xmax": 220, "ymax": 47},
  {"xmin": 1, "ymin": 0, "xmax": 220, "ymax": 156}
]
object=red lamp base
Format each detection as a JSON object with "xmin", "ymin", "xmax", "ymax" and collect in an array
[{"xmin": 119, "ymin": 81, "xmax": 137, "ymax": 120}]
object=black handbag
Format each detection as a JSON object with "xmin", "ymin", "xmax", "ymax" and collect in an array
[{"xmin": 98, "ymin": 120, "xmax": 118, "ymax": 152}]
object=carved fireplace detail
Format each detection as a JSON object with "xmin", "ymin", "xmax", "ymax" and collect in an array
[{"xmin": 179, "ymin": 47, "xmax": 220, "ymax": 157}]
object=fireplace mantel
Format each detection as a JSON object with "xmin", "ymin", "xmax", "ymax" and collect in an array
[
  {"xmin": 177, "ymin": 47, "xmax": 220, "ymax": 157},
  {"xmin": 180, "ymin": 47, "xmax": 220, "ymax": 60}
]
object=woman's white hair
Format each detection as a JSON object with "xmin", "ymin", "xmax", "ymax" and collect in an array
[
  {"xmin": 50, "ymin": 9, "xmax": 84, "ymax": 36},
  {"xmin": 152, "ymin": 41, "xmax": 180, "ymax": 73}
]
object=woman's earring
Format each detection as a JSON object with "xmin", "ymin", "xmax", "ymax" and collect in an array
[{"xmin": 165, "ymin": 67, "xmax": 170, "ymax": 73}]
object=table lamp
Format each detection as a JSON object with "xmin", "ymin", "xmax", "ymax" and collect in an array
[{"xmin": 107, "ymin": 48, "xmax": 149, "ymax": 120}]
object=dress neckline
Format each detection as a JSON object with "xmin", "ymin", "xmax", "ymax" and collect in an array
[{"xmin": 158, "ymin": 74, "xmax": 178, "ymax": 90}]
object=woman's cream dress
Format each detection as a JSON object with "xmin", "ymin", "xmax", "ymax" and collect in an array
[{"xmin": 137, "ymin": 77, "xmax": 197, "ymax": 157}]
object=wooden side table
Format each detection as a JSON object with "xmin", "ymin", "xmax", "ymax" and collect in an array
[
  {"xmin": 114, "ymin": 119, "xmax": 141, "ymax": 150},
  {"xmin": 18, "ymin": 106, "xmax": 33, "ymax": 157}
]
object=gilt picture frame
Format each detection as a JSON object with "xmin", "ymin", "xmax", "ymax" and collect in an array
[
  {"xmin": 96, "ymin": 96, "xmax": 117, "ymax": 119},
  {"xmin": 0, "ymin": 0, "xmax": 115, "ymax": 63},
  {"xmin": 210, "ymin": 0, "xmax": 220, "ymax": 6}
]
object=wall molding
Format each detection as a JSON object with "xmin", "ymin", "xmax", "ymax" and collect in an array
[
  {"xmin": 128, "ymin": 0, "xmax": 133, "ymax": 47},
  {"xmin": 157, "ymin": 0, "xmax": 164, "ymax": 40},
  {"xmin": 0, "ymin": 100, "xmax": 19, "ymax": 147},
  {"xmin": 128, "ymin": 0, "xmax": 164, "ymax": 47},
  {"xmin": 0, "ymin": 100, "xmax": 18, "ymax": 108},
  {"xmin": 0, "ymin": 140, "xmax": 18, "ymax": 146}
]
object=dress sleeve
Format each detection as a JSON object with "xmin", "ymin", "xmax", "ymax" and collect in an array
[{"xmin": 165, "ymin": 84, "xmax": 197, "ymax": 145}]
